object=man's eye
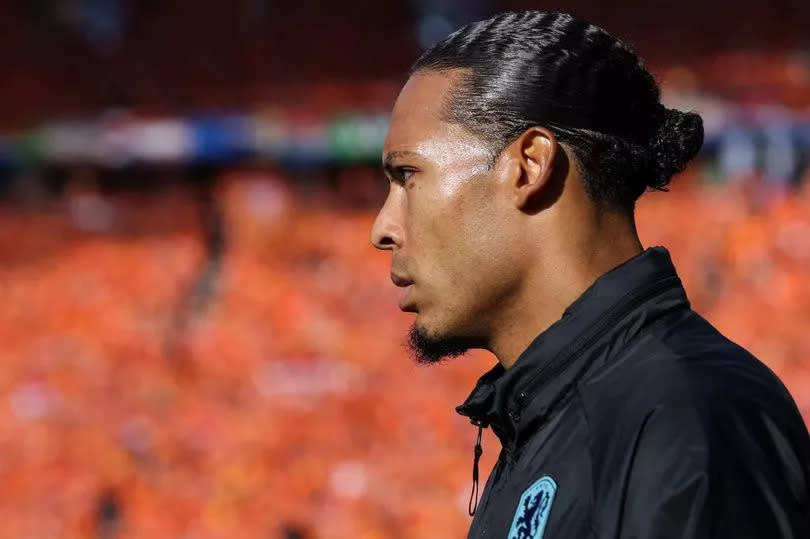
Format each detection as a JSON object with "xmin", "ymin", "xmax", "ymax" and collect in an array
[
  {"xmin": 384, "ymin": 165, "xmax": 417, "ymax": 185},
  {"xmin": 397, "ymin": 167, "xmax": 415, "ymax": 182}
]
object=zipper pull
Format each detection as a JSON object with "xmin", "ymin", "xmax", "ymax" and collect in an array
[{"xmin": 468, "ymin": 422, "xmax": 484, "ymax": 516}]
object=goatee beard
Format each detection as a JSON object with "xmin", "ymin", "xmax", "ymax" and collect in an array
[{"xmin": 406, "ymin": 323, "xmax": 472, "ymax": 365}]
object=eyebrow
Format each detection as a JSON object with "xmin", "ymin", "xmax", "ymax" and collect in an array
[{"xmin": 383, "ymin": 150, "xmax": 420, "ymax": 168}]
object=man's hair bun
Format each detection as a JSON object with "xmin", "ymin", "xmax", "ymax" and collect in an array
[{"xmin": 646, "ymin": 108, "xmax": 704, "ymax": 190}]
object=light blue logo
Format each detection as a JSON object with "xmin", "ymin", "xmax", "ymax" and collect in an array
[{"xmin": 507, "ymin": 475, "xmax": 557, "ymax": 539}]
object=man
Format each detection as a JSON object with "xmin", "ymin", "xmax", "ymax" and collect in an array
[{"xmin": 370, "ymin": 10, "xmax": 810, "ymax": 539}]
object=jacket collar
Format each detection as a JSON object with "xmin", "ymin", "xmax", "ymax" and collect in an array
[{"xmin": 455, "ymin": 246, "xmax": 690, "ymax": 449}]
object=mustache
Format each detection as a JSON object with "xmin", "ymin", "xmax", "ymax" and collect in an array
[{"xmin": 391, "ymin": 258, "xmax": 411, "ymax": 277}]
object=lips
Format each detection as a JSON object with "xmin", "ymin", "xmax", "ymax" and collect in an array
[
  {"xmin": 390, "ymin": 273, "xmax": 414, "ymax": 288},
  {"xmin": 390, "ymin": 272, "xmax": 416, "ymax": 311},
  {"xmin": 397, "ymin": 284, "xmax": 415, "ymax": 311}
]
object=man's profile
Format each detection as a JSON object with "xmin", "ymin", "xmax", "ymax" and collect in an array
[{"xmin": 370, "ymin": 10, "xmax": 810, "ymax": 538}]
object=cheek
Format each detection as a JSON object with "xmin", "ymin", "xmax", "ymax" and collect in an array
[
  {"xmin": 461, "ymin": 227, "xmax": 518, "ymax": 294},
  {"xmin": 407, "ymin": 168, "xmax": 516, "ymax": 301},
  {"xmin": 428, "ymin": 200, "xmax": 516, "ymax": 299},
  {"xmin": 422, "ymin": 234, "xmax": 518, "ymax": 334}
]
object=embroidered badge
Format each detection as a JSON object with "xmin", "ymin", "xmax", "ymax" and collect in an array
[{"xmin": 507, "ymin": 475, "xmax": 557, "ymax": 539}]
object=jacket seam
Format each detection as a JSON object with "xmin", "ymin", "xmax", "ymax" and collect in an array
[
  {"xmin": 571, "ymin": 308, "xmax": 689, "ymax": 539},
  {"xmin": 516, "ymin": 275, "xmax": 681, "ymax": 416},
  {"xmin": 575, "ymin": 386, "xmax": 600, "ymax": 539}
]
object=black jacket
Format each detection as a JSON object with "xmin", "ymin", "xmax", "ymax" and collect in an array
[{"xmin": 456, "ymin": 247, "xmax": 810, "ymax": 539}]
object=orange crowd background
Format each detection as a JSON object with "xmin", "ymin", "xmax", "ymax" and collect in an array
[
  {"xmin": 0, "ymin": 165, "xmax": 807, "ymax": 539},
  {"xmin": 1, "ymin": 1, "xmax": 809, "ymax": 538}
]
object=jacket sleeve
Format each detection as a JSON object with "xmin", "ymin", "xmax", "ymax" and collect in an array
[{"xmin": 618, "ymin": 396, "xmax": 810, "ymax": 539}]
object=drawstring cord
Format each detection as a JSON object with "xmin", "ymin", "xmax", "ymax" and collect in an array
[{"xmin": 468, "ymin": 422, "xmax": 484, "ymax": 516}]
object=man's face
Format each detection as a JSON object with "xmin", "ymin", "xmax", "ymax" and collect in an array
[{"xmin": 371, "ymin": 71, "xmax": 525, "ymax": 364}]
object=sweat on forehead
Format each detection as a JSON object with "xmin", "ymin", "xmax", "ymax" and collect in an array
[{"xmin": 384, "ymin": 72, "xmax": 494, "ymax": 168}]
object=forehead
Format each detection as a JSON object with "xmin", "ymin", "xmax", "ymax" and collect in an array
[
  {"xmin": 384, "ymin": 70, "xmax": 488, "ymax": 161},
  {"xmin": 387, "ymin": 71, "xmax": 454, "ymax": 146}
]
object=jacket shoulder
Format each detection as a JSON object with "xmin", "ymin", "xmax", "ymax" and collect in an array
[
  {"xmin": 578, "ymin": 312, "xmax": 810, "ymax": 535},
  {"xmin": 579, "ymin": 309, "xmax": 810, "ymax": 465},
  {"xmin": 587, "ymin": 310, "xmax": 799, "ymax": 418}
]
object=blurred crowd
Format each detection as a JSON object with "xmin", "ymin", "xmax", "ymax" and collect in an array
[
  {"xmin": 1, "ymin": 1, "xmax": 809, "ymax": 538},
  {"xmin": 0, "ymin": 163, "xmax": 808, "ymax": 538},
  {"xmin": 2, "ymin": 0, "xmax": 809, "ymax": 127}
]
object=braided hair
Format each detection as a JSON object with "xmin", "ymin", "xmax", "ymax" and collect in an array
[{"xmin": 411, "ymin": 11, "xmax": 704, "ymax": 212}]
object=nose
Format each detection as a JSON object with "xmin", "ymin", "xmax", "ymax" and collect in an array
[{"xmin": 370, "ymin": 193, "xmax": 403, "ymax": 251}]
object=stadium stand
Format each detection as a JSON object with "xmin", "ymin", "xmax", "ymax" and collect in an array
[
  {"xmin": 0, "ymin": 165, "xmax": 808, "ymax": 538},
  {"xmin": 1, "ymin": 1, "xmax": 809, "ymax": 537}
]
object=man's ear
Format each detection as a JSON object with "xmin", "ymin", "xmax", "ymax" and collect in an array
[{"xmin": 507, "ymin": 127, "xmax": 558, "ymax": 210}]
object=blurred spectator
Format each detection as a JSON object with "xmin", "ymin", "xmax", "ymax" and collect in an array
[
  {"xmin": 0, "ymin": 164, "xmax": 807, "ymax": 537},
  {"xmin": 95, "ymin": 489, "xmax": 123, "ymax": 539}
]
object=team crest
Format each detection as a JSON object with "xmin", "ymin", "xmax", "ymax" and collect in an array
[{"xmin": 507, "ymin": 476, "xmax": 557, "ymax": 539}]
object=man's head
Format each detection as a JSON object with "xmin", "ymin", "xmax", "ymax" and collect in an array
[{"xmin": 371, "ymin": 11, "xmax": 704, "ymax": 365}]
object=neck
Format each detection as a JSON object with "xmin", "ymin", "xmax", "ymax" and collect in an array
[{"xmin": 489, "ymin": 216, "xmax": 643, "ymax": 369}]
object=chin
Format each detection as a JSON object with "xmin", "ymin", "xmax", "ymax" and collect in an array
[
  {"xmin": 413, "ymin": 309, "xmax": 457, "ymax": 339},
  {"xmin": 412, "ymin": 310, "xmax": 440, "ymax": 333}
]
